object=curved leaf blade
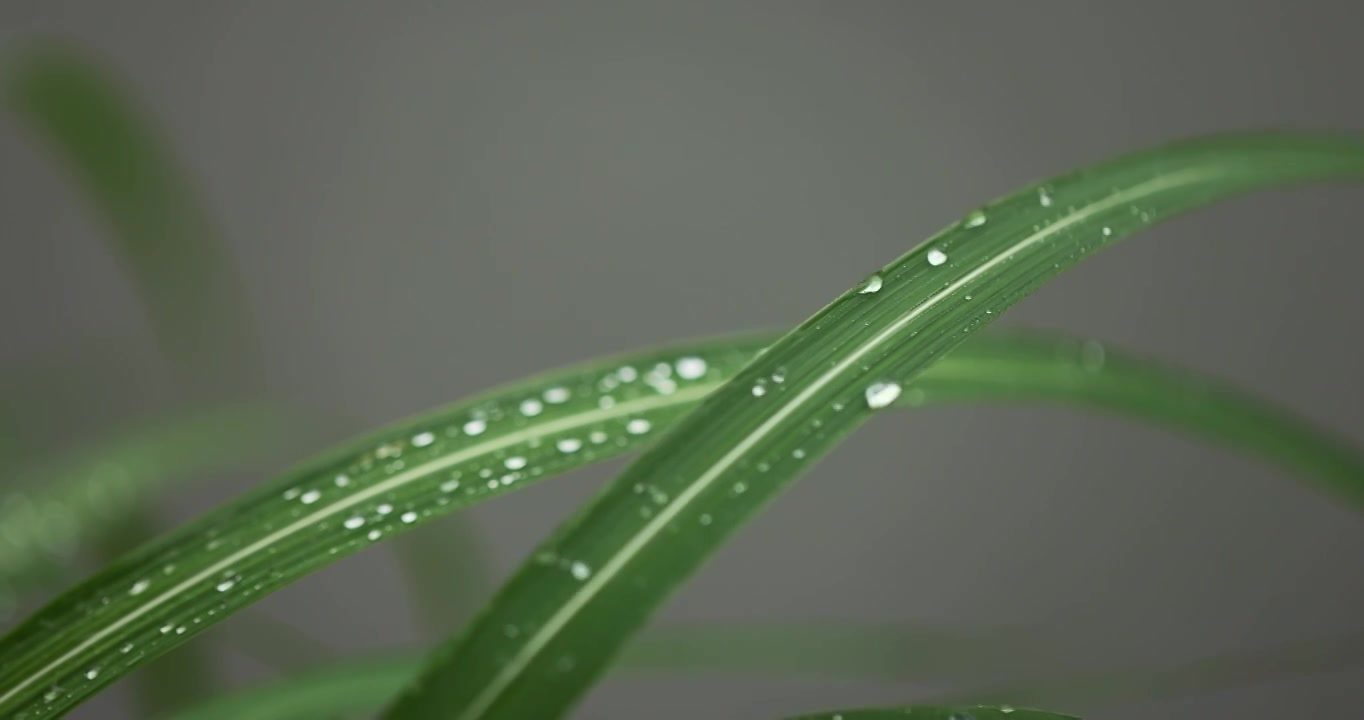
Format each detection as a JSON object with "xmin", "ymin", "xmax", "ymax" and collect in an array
[
  {"xmin": 0, "ymin": 403, "xmax": 294, "ymax": 596},
  {"xmin": 1, "ymin": 41, "xmax": 260, "ymax": 391},
  {"xmin": 384, "ymin": 132, "xmax": 1364, "ymax": 719},
  {"xmin": 786, "ymin": 707, "xmax": 1075, "ymax": 720},
  {"xmin": 164, "ymin": 626, "xmax": 1364, "ymax": 720},
  {"xmin": 4, "ymin": 324, "xmax": 1363, "ymax": 715}
]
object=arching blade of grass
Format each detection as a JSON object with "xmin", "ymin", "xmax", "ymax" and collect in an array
[
  {"xmin": 161, "ymin": 625, "xmax": 1364, "ymax": 720},
  {"xmin": 786, "ymin": 707, "xmax": 1076, "ymax": 720},
  {"xmin": 384, "ymin": 133, "xmax": 1364, "ymax": 720},
  {"xmin": 159, "ymin": 622, "xmax": 1024, "ymax": 720},
  {"xmin": 0, "ymin": 402, "xmax": 295, "ymax": 596},
  {"xmin": 1, "ymin": 40, "xmax": 261, "ymax": 393},
  {"xmin": 4, "ymin": 322, "xmax": 1364, "ymax": 717}
]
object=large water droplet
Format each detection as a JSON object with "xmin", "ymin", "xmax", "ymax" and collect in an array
[
  {"xmin": 1038, "ymin": 187, "xmax": 1053, "ymax": 207},
  {"xmin": 570, "ymin": 561, "xmax": 592, "ymax": 580},
  {"xmin": 343, "ymin": 516, "xmax": 365, "ymax": 530},
  {"xmin": 504, "ymin": 456, "xmax": 528, "ymax": 470},
  {"xmin": 411, "ymin": 432, "xmax": 435, "ymax": 448},
  {"xmin": 300, "ymin": 490, "xmax": 321, "ymax": 505},
  {"xmin": 864, "ymin": 381, "xmax": 902, "ymax": 409},
  {"xmin": 463, "ymin": 419, "xmax": 487, "ymax": 436},
  {"xmin": 520, "ymin": 399, "xmax": 544, "ymax": 417},
  {"xmin": 859, "ymin": 273, "xmax": 883, "ymax": 294},
  {"xmin": 401, "ymin": 511, "xmax": 419, "ymax": 524},
  {"xmin": 128, "ymin": 579, "xmax": 149, "ymax": 596},
  {"xmin": 963, "ymin": 209, "xmax": 987, "ymax": 227},
  {"xmin": 626, "ymin": 418, "xmax": 652, "ymax": 435},
  {"xmin": 927, "ymin": 248, "xmax": 948, "ymax": 266},
  {"xmin": 543, "ymin": 386, "xmax": 571, "ymax": 404},
  {"xmin": 675, "ymin": 356, "xmax": 707, "ymax": 380},
  {"xmin": 556, "ymin": 438, "xmax": 583, "ymax": 453}
]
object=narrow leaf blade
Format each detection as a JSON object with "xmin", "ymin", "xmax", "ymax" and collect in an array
[{"xmin": 384, "ymin": 132, "xmax": 1364, "ymax": 720}]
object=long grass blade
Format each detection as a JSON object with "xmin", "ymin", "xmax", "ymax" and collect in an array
[
  {"xmin": 162, "ymin": 625, "xmax": 1364, "ymax": 720},
  {"xmin": 1, "ymin": 41, "xmax": 260, "ymax": 392},
  {"xmin": 786, "ymin": 707, "xmax": 1075, "ymax": 720},
  {"xmin": 384, "ymin": 132, "xmax": 1364, "ymax": 719},
  {"xmin": 3, "ymin": 319, "xmax": 1362, "ymax": 716},
  {"xmin": 791, "ymin": 709, "xmax": 1074, "ymax": 720},
  {"xmin": 0, "ymin": 403, "xmax": 294, "ymax": 597}
]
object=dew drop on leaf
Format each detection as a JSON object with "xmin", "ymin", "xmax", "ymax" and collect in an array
[
  {"xmin": 864, "ymin": 381, "xmax": 903, "ymax": 409},
  {"xmin": 927, "ymin": 248, "xmax": 948, "ymax": 266},
  {"xmin": 519, "ymin": 399, "xmax": 544, "ymax": 417},
  {"xmin": 626, "ymin": 419, "xmax": 652, "ymax": 435},
  {"xmin": 858, "ymin": 273, "xmax": 883, "ymax": 294},
  {"xmin": 300, "ymin": 490, "xmax": 321, "ymax": 505},
  {"xmin": 963, "ymin": 209, "xmax": 987, "ymax": 227},
  {"xmin": 675, "ymin": 356, "xmax": 707, "ymax": 379},
  {"xmin": 343, "ymin": 517, "xmax": 365, "ymax": 530},
  {"xmin": 411, "ymin": 432, "xmax": 435, "ymax": 448},
  {"xmin": 570, "ymin": 561, "xmax": 592, "ymax": 580},
  {"xmin": 556, "ymin": 438, "xmax": 583, "ymax": 453},
  {"xmin": 543, "ymin": 386, "xmax": 571, "ymax": 404},
  {"xmin": 463, "ymin": 419, "xmax": 487, "ymax": 436}
]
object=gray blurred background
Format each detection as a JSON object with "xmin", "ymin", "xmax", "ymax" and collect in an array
[{"xmin": 2, "ymin": 2, "xmax": 1363, "ymax": 718}]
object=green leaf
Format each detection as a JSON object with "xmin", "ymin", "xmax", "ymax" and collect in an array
[
  {"xmin": 0, "ymin": 402, "xmax": 294, "ymax": 596},
  {"xmin": 3, "ymin": 321, "xmax": 1363, "ymax": 715},
  {"xmin": 785, "ymin": 707, "xmax": 1075, "ymax": 720},
  {"xmin": 162, "ymin": 625, "xmax": 1364, "ymax": 720},
  {"xmin": 383, "ymin": 132, "xmax": 1364, "ymax": 720},
  {"xmin": 1, "ymin": 41, "xmax": 261, "ymax": 393}
]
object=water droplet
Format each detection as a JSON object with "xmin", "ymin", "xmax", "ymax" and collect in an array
[
  {"xmin": 626, "ymin": 418, "xmax": 652, "ymax": 435},
  {"xmin": 401, "ymin": 511, "xmax": 419, "ymax": 523},
  {"xmin": 411, "ymin": 432, "xmax": 435, "ymax": 448},
  {"xmin": 589, "ymin": 430, "xmax": 609, "ymax": 444},
  {"xmin": 343, "ymin": 516, "xmax": 365, "ymax": 530},
  {"xmin": 699, "ymin": 513, "xmax": 713, "ymax": 526},
  {"xmin": 376, "ymin": 504, "xmax": 393, "ymax": 515},
  {"xmin": 128, "ymin": 579, "xmax": 150, "ymax": 596},
  {"xmin": 84, "ymin": 668, "xmax": 99, "ymax": 680},
  {"xmin": 282, "ymin": 487, "xmax": 301, "ymax": 500},
  {"xmin": 617, "ymin": 366, "xmax": 638, "ymax": 382},
  {"xmin": 504, "ymin": 456, "xmax": 528, "ymax": 470},
  {"xmin": 1101, "ymin": 225, "xmax": 1113, "ymax": 237},
  {"xmin": 520, "ymin": 399, "xmax": 544, "ymax": 417},
  {"xmin": 675, "ymin": 356, "xmax": 708, "ymax": 380},
  {"xmin": 732, "ymin": 481, "xmax": 748, "ymax": 495},
  {"xmin": 791, "ymin": 448, "xmax": 806, "ymax": 459},
  {"xmin": 120, "ymin": 643, "xmax": 134, "ymax": 654},
  {"xmin": 865, "ymin": 381, "xmax": 903, "ymax": 409},
  {"xmin": 367, "ymin": 529, "xmax": 383, "ymax": 541},
  {"xmin": 334, "ymin": 474, "xmax": 351, "ymax": 488},
  {"xmin": 598, "ymin": 395, "xmax": 616, "ymax": 409},
  {"xmin": 1038, "ymin": 187, "xmax": 1053, "ymax": 207},
  {"xmin": 649, "ymin": 377, "xmax": 678, "ymax": 395},
  {"xmin": 570, "ymin": 561, "xmax": 592, "ymax": 580},
  {"xmin": 543, "ymin": 386, "xmax": 571, "ymax": 404},
  {"xmin": 963, "ymin": 209, "xmax": 987, "ymax": 227},
  {"xmin": 300, "ymin": 490, "xmax": 321, "ymax": 505},
  {"xmin": 859, "ymin": 273, "xmax": 883, "ymax": 294},
  {"xmin": 463, "ymin": 419, "xmax": 487, "ymax": 436},
  {"xmin": 751, "ymin": 384, "xmax": 767, "ymax": 397},
  {"xmin": 927, "ymin": 248, "xmax": 948, "ymax": 266},
  {"xmin": 440, "ymin": 479, "xmax": 461, "ymax": 493},
  {"xmin": 556, "ymin": 438, "xmax": 583, "ymax": 453},
  {"xmin": 160, "ymin": 624, "xmax": 174, "ymax": 634},
  {"xmin": 215, "ymin": 579, "xmax": 236, "ymax": 593}
]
